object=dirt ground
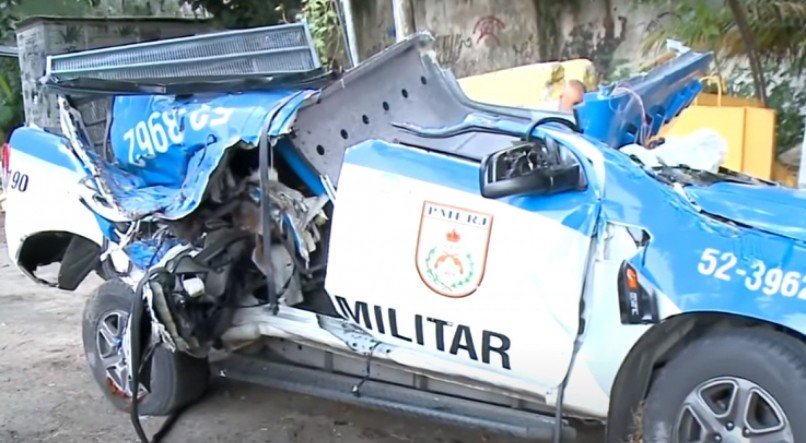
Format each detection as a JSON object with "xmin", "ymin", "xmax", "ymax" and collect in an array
[{"xmin": 0, "ymin": 214, "xmax": 603, "ymax": 443}]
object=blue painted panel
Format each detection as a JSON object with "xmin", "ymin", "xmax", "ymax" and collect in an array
[
  {"xmin": 9, "ymin": 127, "xmax": 83, "ymax": 172},
  {"xmin": 110, "ymin": 90, "xmax": 313, "ymax": 187},
  {"xmin": 103, "ymin": 90, "xmax": 315, "ymax": 220},
  {"xmin": 598, "ymin": 145, "xmax": 806, "ymax": 335},
  {"xmin": 686, "ymin": 182, "xmax": 806, "ymax": 242},
  {"xmin": 276, "ymin": 140, "xmax": 326, "ymax": 195},
  {"xmin": 576, "ymin": 51, "xmax": 712, "ymax": 148}
]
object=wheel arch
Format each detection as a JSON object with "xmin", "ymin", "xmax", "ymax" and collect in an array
[
  {"xmin": 17, "ymin": 230, "xmax": 104, "ymax": 290},
  {"xmin": 605, "ymin": 311, "xmax": 806, "ymax": 442}
]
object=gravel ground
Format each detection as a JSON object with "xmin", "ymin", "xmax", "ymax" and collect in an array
[{"xmin": 0, "ymin": 214, "xmax": 603, "ymax": 442}]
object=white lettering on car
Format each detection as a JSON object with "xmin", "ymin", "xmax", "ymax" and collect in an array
[
  {"xmin": 697, "ymin": 247, "xmax": 805, "ymax": 299},
  {"xmin": 334, "ymin": 296, "xmax": 512, "ymax": 370},
  {"xmin": 123, "ymin": 106, "xmax": 235, "ymax": 167}
]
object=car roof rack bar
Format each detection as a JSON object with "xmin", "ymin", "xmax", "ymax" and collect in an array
[{"xmin": 43, "ymin": 21, "xmax": 321, "ymax": 86}]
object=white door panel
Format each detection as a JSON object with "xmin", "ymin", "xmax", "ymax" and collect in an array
[{"xmin": 327, "ymin": 157, "xmax": 593, "ymax": 394}]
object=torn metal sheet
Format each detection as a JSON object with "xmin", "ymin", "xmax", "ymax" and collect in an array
[
  {"xmin": 99, "ymin": 89, "xmax": 315, "ymax": 220},
  {"xmin": 291, "ymin": 33, "xmax": 572, "ymax": 185},
  {"xmin": 575, "ymin": 50, "xmax": 712, "ymax": 147}
]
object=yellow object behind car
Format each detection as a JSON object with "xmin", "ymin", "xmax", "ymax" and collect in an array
[{"xmin": 458, "ymin": 59, "xmax": 596, "ymax": 110}]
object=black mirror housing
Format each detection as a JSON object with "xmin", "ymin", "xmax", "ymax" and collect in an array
[{"xmin": 479, "ymin": 140, "xmax": 585, "ymax": 199}]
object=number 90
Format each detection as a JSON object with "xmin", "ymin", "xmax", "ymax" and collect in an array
[{"xmin": 10, "ymin": 171, "xmax": 28, "ymax": 192}]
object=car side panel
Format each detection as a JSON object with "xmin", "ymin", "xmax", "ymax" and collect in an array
[
  {"xmin": 598, "ymin": 147, "xmax": 806, "ymax": 335},
  {"xmin": 4, "ymin": 128, "xmax": 104, "ymax": 268}
]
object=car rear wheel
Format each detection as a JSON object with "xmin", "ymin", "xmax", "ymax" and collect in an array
[
  {"xmin": 82, "ymin": 279, "xmax": 210, "ymax": 416},
  {"xmin": 642, "ymin": 328, "xmax": 806, "ymax": 443}
]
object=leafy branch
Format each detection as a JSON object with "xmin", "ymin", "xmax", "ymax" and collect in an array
[
  {"xmin": 280, "ymin": 0, "xmax": 344, "ymax": 68},
  {"xmin": 637, "ymin": 0, "xmax": 806, "ymax": 152},
  {"xmin": 0, "ymin": 0, "xmax": 22, "ymax": 141}
]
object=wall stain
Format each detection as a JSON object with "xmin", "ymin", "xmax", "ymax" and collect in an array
[
  {"xmin": 512, "ymin": 34, "xmax": 538, "ymax": 64},
  {"xmin": 561, "ymin": 0, "xmax": 628, "ymax": 78}
]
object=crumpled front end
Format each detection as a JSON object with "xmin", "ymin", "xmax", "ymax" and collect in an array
[
  {"xmin": 72, "ymin": 88, "xmax": 333, "ymax": 358},
  {"xmin": 684, "ymin": 178, "xmax": 806, "ymax": 242},
  {"xmin": 599, "ymin": 147, "xmax": 806, "ymax": 336}
]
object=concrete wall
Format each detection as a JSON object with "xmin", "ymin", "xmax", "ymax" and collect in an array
[
  {"xmin": 353, "ymin": 0, "xmax": 664, "ymax": 79},
  {"xmin": 15, "ymin": 17, "xmax": 211, "ymax": 147}
]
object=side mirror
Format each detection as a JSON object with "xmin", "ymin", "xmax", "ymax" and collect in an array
[{"xmin": 479, "ymin": 139, "xmax": 584, "ymax": 199}]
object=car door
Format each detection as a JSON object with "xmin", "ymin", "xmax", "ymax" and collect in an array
[{"xmin": 324, "ymin": 137, "xmax": 599, "ymax": 396}]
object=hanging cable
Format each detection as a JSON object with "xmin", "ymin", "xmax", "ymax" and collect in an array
[
  {"xmin": 610, "ymin": 85, "xmax": 650, "ymax": 146},
  {"xmin": 351, "ymin": 341, "xmax": 381, "ymax": 397},
  {"xmin": 257, "ymin": 92, "xmax": 303, "ymax": 315},
  {"xmin": 129, "ymin": 269, "xmax": 185, "ymax": 443},
  {"xmin": 258, "ymin": 127, "xmax": 279, "ymax": 315}
]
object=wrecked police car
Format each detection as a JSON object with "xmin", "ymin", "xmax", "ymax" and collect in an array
[{"xmin": 2, "ymin": 24, "xmax": 805, "ymax": 443}]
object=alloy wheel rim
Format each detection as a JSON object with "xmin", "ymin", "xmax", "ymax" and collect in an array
[
  {"xmin": 675, "ymin": 376, "xmax": 792, "ymax": 443},
  {"xmin": 95, "ymin": 310, "xmax": 146, "ymax": 399}
]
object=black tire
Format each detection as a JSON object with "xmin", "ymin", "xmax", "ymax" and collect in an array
[
  {"xmin": 643, "ymin": 328, "xmax": 806, "ymax": 442},
  {"xmin": 82, "ymin": 279, "xmax": 210, "ymax": 416}
]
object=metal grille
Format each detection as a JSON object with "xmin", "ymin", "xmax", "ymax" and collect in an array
[{"xmin": 47, "ymin": 22, "xmax": 320, "ymax": 82}]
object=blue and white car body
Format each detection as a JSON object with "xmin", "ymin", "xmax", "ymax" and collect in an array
[{"xmin": 2, "ymin": 29, "xmax": 804, "ymax": 441}]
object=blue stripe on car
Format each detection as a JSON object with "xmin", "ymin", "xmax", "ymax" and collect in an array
[{"xmin": 9, "ymin": 127, "xmax": 82, "ymax": 172}]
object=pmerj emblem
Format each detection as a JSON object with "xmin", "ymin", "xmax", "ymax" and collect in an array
[{"xmin": 416, "ymin": 202, "xmax": 493, "ymax": 297}]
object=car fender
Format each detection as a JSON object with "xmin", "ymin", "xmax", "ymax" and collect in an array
[
  {"xmin": 605, "ymin": 311, "xmax": 806, "ymax": 441},
  {"xmin": 4, "ymin": 127, "xmax": 105, "ymax": 273}
]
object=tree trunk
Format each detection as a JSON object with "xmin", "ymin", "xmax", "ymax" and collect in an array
[{"xmin": 726, "ymin": 0, "xmax": 767, "ymax": 106}]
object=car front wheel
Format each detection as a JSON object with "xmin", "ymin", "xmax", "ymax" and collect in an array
[
  {"xmin": 82, "ymin": 279, "xmax": 210, "ymax": 416},
  {"xmin": 643, "ymin": 328, "xmax": 806, "ymax": 443}
]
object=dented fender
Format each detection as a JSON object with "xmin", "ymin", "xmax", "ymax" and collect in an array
[{"xmin": 599, "ymin": 145, "xmax": 806, "ymax": 335}]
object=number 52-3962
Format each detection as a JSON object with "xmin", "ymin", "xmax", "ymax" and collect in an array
[{"xmin": 697, "ymin": 247, "xmax": 805, "ymax": 300}]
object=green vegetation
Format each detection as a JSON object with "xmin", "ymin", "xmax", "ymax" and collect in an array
[
  {"xmin": 295, "ymin": 0, "xmax": 343, "ymax": 68},
  {"xmin": 640, "ymin": 0, "xmax": 804, "ymax": 70},
  {"xmin": 638, "ymin": 0, "xmax": 806, "ymax": 152},
  {"xmin": 0, "ymin": 0, "xmax": 21, "ymax": 141}
]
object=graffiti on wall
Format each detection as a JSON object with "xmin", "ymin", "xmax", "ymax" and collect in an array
[
  {"xmin": 355, "ymin": 0, "xmax": 660, "ymax": 82},
  {"xmin": 433, "ymin": 14, "xmax": 511, "ymax": 68},
  {"xmin": 435, "ymin": 33, "xmax": 474, "ymax": 66},
  {"xmin": 472, "ymin": 15, "xmax": 506, "ymax": 44},
  {"xmin": 433, "ymin": 13, "xmax": 551, "ymax": 74},
  {"xmin": 511, "ymin": 34, "xmax": 538, "ymax": 62}
]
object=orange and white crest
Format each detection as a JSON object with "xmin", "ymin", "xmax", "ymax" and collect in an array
[{"xmin": 416, "ymin": 201, "xmax": 493, "ymax": 298}]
